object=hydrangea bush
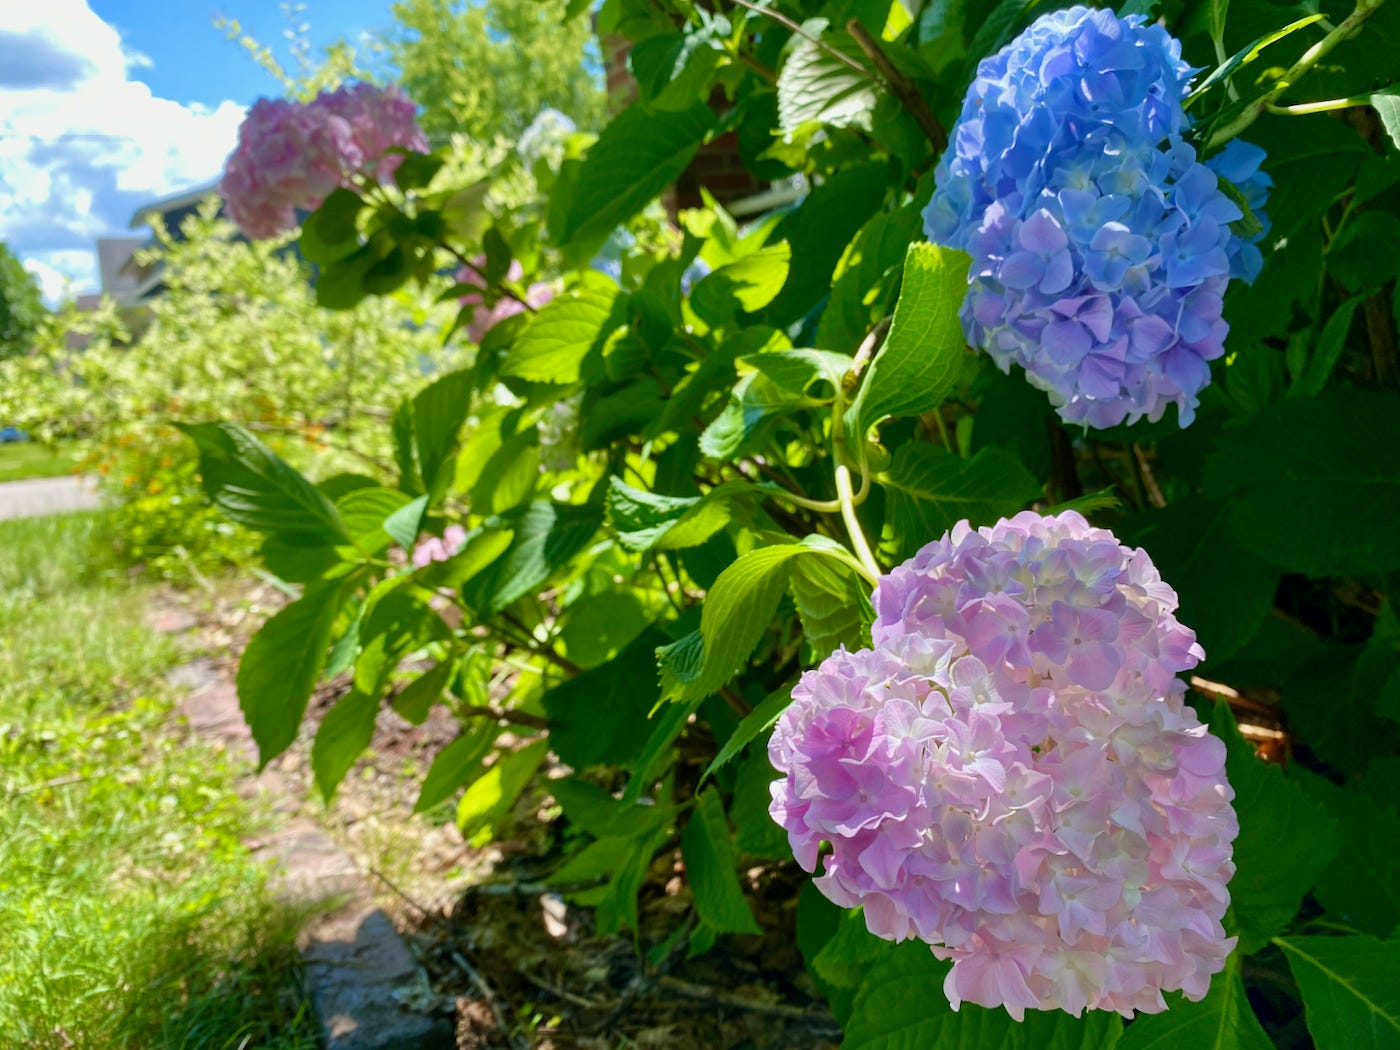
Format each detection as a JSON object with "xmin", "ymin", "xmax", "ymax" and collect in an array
[{"xmin": 175, "ymin": 0, "xmax": 1400, "ymax": 1044}]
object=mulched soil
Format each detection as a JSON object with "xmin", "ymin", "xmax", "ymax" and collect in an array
[{"xmin": 168, "ymin": 581, "xmax": 841, "ymax": 1049}]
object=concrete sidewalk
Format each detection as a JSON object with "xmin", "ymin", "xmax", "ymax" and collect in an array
[{"xmin": 0, "ymin": 475, "xmax": 102, "ymax": 521}]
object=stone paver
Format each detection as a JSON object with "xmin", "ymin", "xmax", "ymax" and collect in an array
[
  {"xmin": 167, "ymin": 650, "xmax": 457, "ymax": 1048},
  {"xmin": 0, "ymin": 475, "xmax": 100, "ymax": 520}
]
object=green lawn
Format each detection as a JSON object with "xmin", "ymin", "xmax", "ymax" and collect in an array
[
  {"xmin": 0, "ymin": 440, "xmax": 94, "ymax": 483},
  {"xmin": 0, "ymin": 512, "xmax": 319, "ymax": 1049}
]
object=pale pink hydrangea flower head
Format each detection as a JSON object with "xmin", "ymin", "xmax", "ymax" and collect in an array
[
  {"xmin": 220, "ymin": 83, "xmax": 428, "ymax": 240},
  {"xmin": 769, "ymin": 510, "xmax": 1237, "ymax": 1019},
  {"xmin": 412, "ymin": 524, "xmax": 467, "ymax": 568},
  {"xmin": 456, "ymin": 258, "xmax": 556, "ymax": 343}
]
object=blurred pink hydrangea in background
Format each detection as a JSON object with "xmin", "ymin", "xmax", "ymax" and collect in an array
[
  {"xmin": 456, "ymin": 259, "xmax": 556, "ymax": 343},
  {"xmin": 769, "ymin": 511, "xmax": 1237, "ymax": 1019},
  {"xmin": 221, "ymin": 83, "xmax": 428, "ymax": 240},
  {"xmin": 412, "ymin": 524, "xmax": 467, "ymax": 568}
]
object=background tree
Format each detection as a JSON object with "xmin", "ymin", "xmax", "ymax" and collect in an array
[
  {"xmin": 382, "ymin": 0, "xmax": 606, "ymax": 140},
  {"xmin": 0, "ymin": 243, "xmax": 46, "ymax": 360}
]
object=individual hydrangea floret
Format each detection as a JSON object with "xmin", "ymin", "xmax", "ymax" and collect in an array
[
  {"xmin": 924, "ymin": 7, "xmax": 1271, "ymax": 428},
  {"xmin": 221, "ymin": 83, "xmax": 428, "ymax": 240},
  {"xmin": 456, "ymin": 258, "xmax": 556, "ymax": 343},
  {"xmin": 412, "ymin": 524, "xmax": 467, "ymax": 568},
  {"xmin": 769, "ymin": 511, "xmax": 1237, "ymax": 1018}
]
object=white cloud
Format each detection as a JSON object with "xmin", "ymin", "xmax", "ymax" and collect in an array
[{"xmin": 0, "ymin": 0, "xmax": 245, "ymax": 302}]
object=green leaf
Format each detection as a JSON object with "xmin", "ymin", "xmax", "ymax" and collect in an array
[
  {"xmin": 464, "ymin": 501, "xmax": 604, "ymax": 613},
  {"xmin": 776, "ymin": 19, "xmax": 877, "ymax": 133},
  {"xmin": 1328, "ymin": 213, "xmax": 1400, "ymax": 294},
  {"xmin": 180, "ymin": 422, "xmax": 348, "ymax": 546},
  {"xmin": 415, "ymin": 725, "xmax": 496, "ymax": 813},
  {"xmin": 1207, "ymin": 701, "xmax": 1337, "ymax": 953},
  {"xmin": 413, "ymin": 368, "xmax": 475, "ymax": 497},
  {"xmin": 1291, "ymin": 297, "xmax": 1362, "ymax": 398},
  {"xmin": 393, "ymin": 150, "xmax": 443, "ymax": 192},
  {"xmin": 1277, "ymin": 936, "xmax": 1400, "ymax": 1050},
  {"xmin": 817, "ymin": 204, "xmax": 925, "ymax": 353},
  {"xmin": 744, "ymin": 349, "xmax": 854, "ymax": 399},
  {"xmin": 383, "ymin": 494, "xmax": 430, "ymax": 551},
  {"xmin": 764, "ymin": 160, "xmax": 889, "ymax": 325},
  {"xmin": 844, "ymin": 945, "xmax": 1123, "ymax": 1049},
  {"xmin": 414, "ymin": 526, "xmax": 515, "ymax": 591},
  {"xmin": 606, "ymin": 477, "xmax": 741, "ymax": 552},
  {"xmin": 1120, "ymin": 497, "xmax": 1279, "ymax": 664},
  {"xmin": 235, "ymin": 579, "xmax": 350, "ymax": 766},
  {"xmin": 1204, "ymin": 389, "xmax": 1400, "ymax": 576},
  {"xmin": 629, "ymin": 30, "xmax": 724, "ymax": 110},
  {"xmin": 336, "ymin": 486, "xmax": 414, "ymax": 555},
  {"xmin": 852, "ymin": 243, "xmax": 972, "ymax": 437},
  {"xmin": 698, "ymin": 371, "xmax": 812, "ymax": 460},
  {"xmin": 580, "ymin": 379, "xmax": 666, "ymax": 451},
  {"xmin": 620, "ymin": 692, "xmax": 706, "ymax": 806},
  {"xmin": 300, "ymin": 187, "xmax": 363, "ymax": 264},
  {"xmin": 311, "ymin": 688, "xmax": 378, "ymax": 801},
  {"xmin": 1303, "ymin": 775, "xmax": 1400, "ymax": 937},
  {"xmin": 1112, "ymin": 958, "xmax": 1271, "ymax": 1050},
  {"xmin": 391, "ymin": 658, "xmax": 454, "ymax": 725},
  {"xmin": 543, "ymin": 629, "xmax": 668, "ymax": 769},
  {"xmin": 703, "ymin": 684, "xmax": 793, "ymax": 783},
  {"xmin": 500, "ymin": 284, "xmax": 624, "ymax": 383},
  {"xmin": 662, "ymin": 542, "xmax": 810, "ymax": 701},
  {"xmin": 1373, "ymin": 88, "xmax": 1400, "ymax": 151},
  {"xmin": 790, "ymin": 553, "xmax": 870, "ymax": 658},
  {"xmin": 681, "ymin": 788, "xmax": 761, "ymax": 949},
  {"xmin": 456, "ymin": 738, "xmax": 550, "ymax": 844},
  {"xmin": 689, "ymin": 243, "xmax": 792, "ymax": 326},
  {"xmin": 730, "ymin": 747, "xmax": 792, "ymax": 859},
  {"xmin": 880, "ymin": 444, "xmax": 1041, "ymax": 561},
  {"xmin": 811, "ymin": 909, "xmax": 893, "ymax": 1023},
  {"xmin": 1248, "ymin": 116, "xmax": 1371, "ymax": 241},
  {"xmin": 551, "ymin": 101, "xmax": 717, "ymax": 247}
]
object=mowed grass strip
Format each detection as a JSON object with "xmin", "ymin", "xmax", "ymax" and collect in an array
[
  {"xmin": 0, "ymin": 512, "xmax": 320, "ymax": 1049},
  {"xmin": 0, "ymin": 440, "xmax": 94, "ymax": 484}
]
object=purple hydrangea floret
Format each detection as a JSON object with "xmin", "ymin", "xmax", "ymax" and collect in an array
[
  {"xmin": 924, "ymin": 7, "xmax": 1271, "ymax": 428},
  {"xmin": 769, "ymin": 511, "xmax": 1238, "ymax": 1018}
]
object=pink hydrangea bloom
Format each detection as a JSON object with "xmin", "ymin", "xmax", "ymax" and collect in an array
[
  {"xmin": 456, "ymin": 259, "xmax": 556, "ymax": 343},
  {"xmin": 315, "ymin": 82, "xmax": 429, "ymax": 184},
  {"xmin": 220, "ymin": 83, "xmax": 428, "ymax": 239},
  {"xmin": 769, "ymin": 511, "xmax": 1237, "ymax": 1019},
  {"xmin": 412, "ymin": 524, "xmax": 467, "ymax": 568}
]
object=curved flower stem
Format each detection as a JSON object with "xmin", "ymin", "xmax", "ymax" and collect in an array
[
  {"xmin": 1207, "ymin": 0, "xmax": 1389, "ymax": 149},
  {"xmin": 836, "ymin": 463, "xmax": 882, "ymax": 585},
  {"xmin": 1266, "ymin": 91, "xmax": 1392, "ymax": 116}
]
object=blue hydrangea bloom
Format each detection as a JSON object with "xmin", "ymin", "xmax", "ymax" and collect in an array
[{"xmin": 924, "ymin": 6, "xmax": 1271, "ymax": 429}]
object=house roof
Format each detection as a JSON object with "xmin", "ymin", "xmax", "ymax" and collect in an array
[{"xmin": 128, "ymin": 180, "xmax": 221, "ymax": 229}]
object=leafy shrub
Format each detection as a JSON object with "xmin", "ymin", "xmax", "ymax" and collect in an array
[{"xmin": 171, "ymin": 0, "xmax": 1400, "ymax": 1042}]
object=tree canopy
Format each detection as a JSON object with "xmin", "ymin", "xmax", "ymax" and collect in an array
[
  {"xmin": 382, "ymin": 0, "xmax": 606, "ymax": 141},
  {"xmin": 0, "ymin": 244, "xmax": 45, "ymax": 360}
]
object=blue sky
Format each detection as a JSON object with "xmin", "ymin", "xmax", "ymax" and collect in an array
[
  {"xmin": 0, "ymin": 0, "xmax": 397, "ymax": 302},
  {"xmin": 90, "ymin": 0, "xmax": 395, "ymax": 108}
]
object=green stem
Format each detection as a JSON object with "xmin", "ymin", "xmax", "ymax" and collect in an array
[
  {"xmin": 1207, "ymin": 0, "xmax": 1388, "ymax": 149},
  {"xmin": 835, "ymin": 464, "xmax": 882, "ymax": 585},
  {"xmin": 1267, "ymin": 92, "xmax": 1388, "ymax": 115}
]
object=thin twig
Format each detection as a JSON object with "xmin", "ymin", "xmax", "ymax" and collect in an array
[
  {"xmin": 848, "ymin": 315, "xmax": 891, "ymax": 383},
  {"xmin": 728, "ymin": 0, "xmax": 873, "ymax": 77},
  {"xmin": 368, "ymin": 866, "xmax": 434, "ymax": 917},
  {"xmin": 517, "ymin": 969, "xmax": 606, "ymax": 1011},
  {"xmin": 845, "ymin": 20, "xmax": 948, "ymax": 152},
  {"xmin": 657, "ymin": 976, "xmax": 840, "ymax": 1030},
  {"xmin": 456, "ymin": 704, "xmax": 549, "ymax": 729},
  {"xmin": 450, "ymin": 949, "xmax": 523, "ymax": 1049},
  {"xmin": 1130, "ymin": 444, "xmax": 1166, "ymax": 508}
]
